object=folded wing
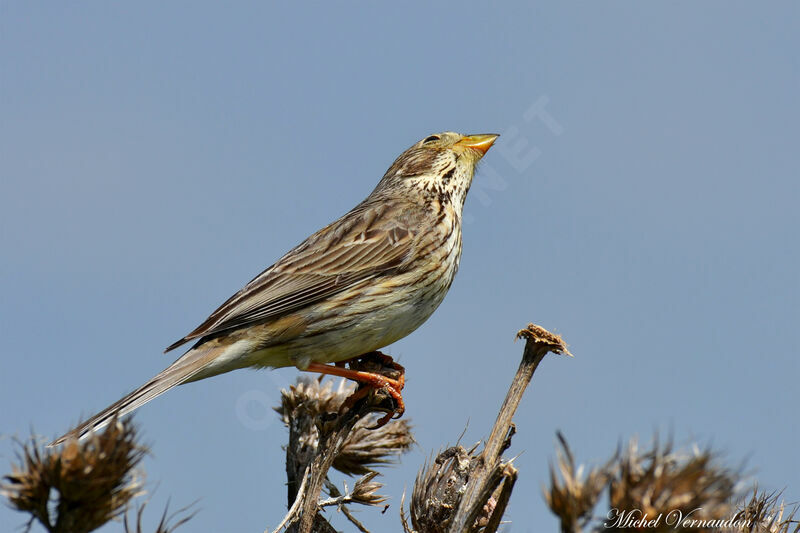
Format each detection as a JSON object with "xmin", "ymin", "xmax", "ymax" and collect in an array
[{"xmin": 165, "ymin": 200, "xmax": 420, "ymax": 352}]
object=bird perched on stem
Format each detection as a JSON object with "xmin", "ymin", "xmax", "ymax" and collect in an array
[{"xmin": 51, "ymin": 131, "xmax": 498, "ymax": 446}]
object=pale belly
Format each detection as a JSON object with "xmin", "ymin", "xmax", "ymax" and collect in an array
[
  {"xmin": 190, "ymin": 211, "xmax": 464, "ymax": 378},
  {"xmin": 251, "ymin": 262, "xmax": 457, "ymax": 369},
  {"xmin": 250, "ymin": 232, "xmax": 461, "ymax": 370}
]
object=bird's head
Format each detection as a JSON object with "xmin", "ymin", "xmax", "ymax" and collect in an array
[{"xmin": 375, "ymin": 132, "xmax": 499, "ymax": 209}]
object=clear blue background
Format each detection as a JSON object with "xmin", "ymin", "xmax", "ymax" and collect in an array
[{"xmin": 2, "ymin": 2, "xmax": 798, "ymax": 532}]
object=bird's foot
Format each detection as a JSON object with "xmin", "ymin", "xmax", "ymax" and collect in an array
[
  {"xmin": 344, "ymin": 352, "xmax": 405, "ymax": 428},
  {"xmin": 306, "ymin": 351, "xmax": 405, "ymax": 428}
]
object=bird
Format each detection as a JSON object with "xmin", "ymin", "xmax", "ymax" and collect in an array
[{"xmin": 50, "ymin": 131, "xmax": 498, "ymax": 446}]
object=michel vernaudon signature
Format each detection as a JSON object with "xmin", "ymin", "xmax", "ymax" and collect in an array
[{"xmin": 605, "ymin": 507, "xmax": 754, "ymax": 530}]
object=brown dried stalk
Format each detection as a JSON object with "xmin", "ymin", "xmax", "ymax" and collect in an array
[
  {"xmin": 446, "ymin": 324, "xmax": 570, "ymax": 532},
  {"xmin": 403, "ymin": 324, "xmax": 569, "ymax": 533},
  {"xmin": 273, "ymin": 354, "xmax": 414, "ymax": 533}
]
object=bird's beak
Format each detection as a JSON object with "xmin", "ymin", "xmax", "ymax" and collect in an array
[{"xmin": 454, "ymin": 134, "xmax": 499, "ymax": 156}]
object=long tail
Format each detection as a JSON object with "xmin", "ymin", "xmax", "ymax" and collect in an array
[{"xmin": 49, "ymin": 342, "xmax": 232, "ymax": 447}]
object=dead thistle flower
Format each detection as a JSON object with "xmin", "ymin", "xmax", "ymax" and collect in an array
[
  {"xmin": 335, "ymin": 418, "xmax": 414, "ymax": 476},
  {"xmin": 2, "ymin": 416, "xmax": 146, "ymax": 533},
  {"xmin": 275, "ymin": 378, "xmax": 352, "ymax": 427},
  {"xmin": 276, "ymin": 377, "xmax": 414, "ymax": 477},
  {"xmin": 732, "ymin": 487, "xmax": 800, "ymax": 533},
  {"xmin": 543, "ymin": 434, "xmax": 766, "ymax": 533},
  {"xmin": 347, "ymin": 471, "xmax": 387, "ymax": 507},
  {"xmin": 544, "ymin": 432, "xmax": 612, "ymax": 533},
  {"xmin": 607, "ymin": 436, "xmax": 738, "ymax": 532},
  {"xmin": 407, "ymin": 445, "xmax": 476, "ymax": 533},
  {"xmin": 322, "ymin": 471, "xmax": 387, "ymax": 508}
]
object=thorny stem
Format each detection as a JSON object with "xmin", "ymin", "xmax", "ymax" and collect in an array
[
  {"xmin": 295, "ymin": 409, "xmax": 363, "ymax": 533},
  {"xmin": 269, "ymin": 467, "xmax": 309, "ymax": 533},
  {"xmin": 448, "ymin": 324, "xmax": 570, "ymax": 532},
  {"xmin": 278, "ymin": 354, "xmax": 404, "ymax": 533}
]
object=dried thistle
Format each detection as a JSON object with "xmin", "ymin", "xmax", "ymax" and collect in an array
[
  {"xmin": 322, "ymin": 471, "xmax": 387, "ymax": 508},
  {"xmin": 277, "ymin": 377, "xmax": 414, "ymax": 477},
  {"xmin": 276, "ymin": 378, "xmax": 351, "ymax": 427},
  {"xmin": 335, "ymin": 418, "xmax": 414, "ymax": 476},
  {"xmin": 732, "ymin": 487, "xmax": 800, "ymax": 533},
  {"xmin": 347, "ymin": 471, "xmax": 386, "ymax": 506},
  {"xmin": 275, "ymin": 376, "xmax": 415, "ymax": 532},
  {"xmin": 408, "ymin": 445, "xmax": 476, "ymax": 533},
  {"xmin": 2, "ymin": 417, "xmax": 146, "ymax": 533},
  {"xmin": 607, "ymin": 436, "xmax": 737, "ymax": 530},
  {"xmin": 544, "ymin": 432, "xmax": 612, "ymax": 533},
  {"xmin": 542, "ymin": 434, "xmax": 781, "ymax": 533}
]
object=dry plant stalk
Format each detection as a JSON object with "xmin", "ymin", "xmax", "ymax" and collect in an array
[
  {"xmin": 405, "ymin": 444, "xmax": 519, "ymax": 533},
  {"xmin": 273, "ymin": 356, "xmax": 414, "ymax": 533},
  {"xmin": 404, "ymin": 323, "xmax": 570, "ymax": 533},
  {"xmin": 2, "ymin": 416, "xmax": 146, "ymax": 533}
]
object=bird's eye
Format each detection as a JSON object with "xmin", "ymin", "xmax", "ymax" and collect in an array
[{"xmin": 422, "ymin": 135, "xmax": 440, "ymax": 144}]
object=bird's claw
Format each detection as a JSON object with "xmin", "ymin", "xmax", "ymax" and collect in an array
[
  {"xmin": 307, "ymin": 351, "xmax": 406, "ymax": 427},
  {"xmin": 341, "ymin": 352, "xmax": 405, "ymax": 427}
]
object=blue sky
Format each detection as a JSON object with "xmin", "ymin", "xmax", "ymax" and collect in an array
[{"xmin": 1, "ymin": 2, "xmax": 798, "ymax": 532}]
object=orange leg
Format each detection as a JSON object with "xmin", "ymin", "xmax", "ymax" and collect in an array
[{"xmin": 305, "ymin": 361, "xmax": 405, "ymax": 427}]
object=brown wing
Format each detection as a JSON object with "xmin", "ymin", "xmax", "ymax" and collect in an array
[{"xmin": 165, "ymin": 200, "xmax": 420, "ymax": 352}]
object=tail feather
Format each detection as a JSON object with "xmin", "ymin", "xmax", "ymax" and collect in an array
[{"xmin": 48, "ymin": 345, "xmax": 223, "ymax": 447}]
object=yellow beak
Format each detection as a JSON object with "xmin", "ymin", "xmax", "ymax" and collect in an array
[{"xmin": 454, "ymin": 133, "xmax": 499, "ymax": 155}]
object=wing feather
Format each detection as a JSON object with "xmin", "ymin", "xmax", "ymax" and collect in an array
[{"xmin": 165, "ymin": 201, "xmax": 420, "ymax": 352}]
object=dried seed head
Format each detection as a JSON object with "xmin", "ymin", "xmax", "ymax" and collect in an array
[
  {"xmin": 609, "ymin": 437, "xmax": 737, "ymax": 526},
  {"xmin": 544, "ymin": 432, "xmax": 611, "ymax": 532},
  {"xmin": 335, "ymin": 418, "xmax": 415, "ymax": 476},
  {"xmin": 347, "ymin": 471, "xmax": 387, "ymax": 507},
  {"xmin": 276, "ymin": 377, "xmax": 353, "ymax": 425},
  {"xmin": 409, "ymin": 445, "xmax": 476, "ymax": 533},
  {"xmin": 732, "ymin": 487, "xmax": 800, "ymax": 533},
  {"xmin": 2, "ymin": 416, "xmax": 146, "ymax": 533},
  {"xmin": 277, "ymin": 377, "xmax": 414, "ymax": 476}
]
